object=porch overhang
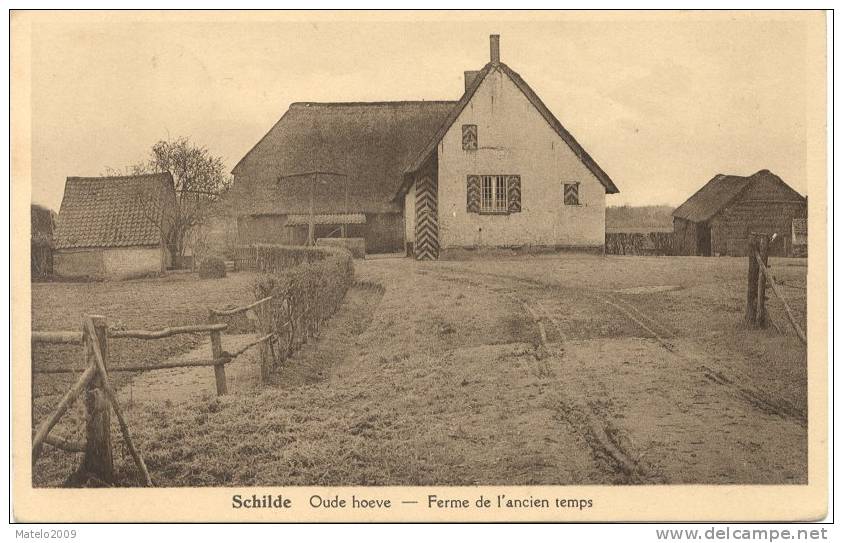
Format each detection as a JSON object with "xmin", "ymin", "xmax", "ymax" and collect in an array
[{"xmin": 285, "ymin": 213, "xmax": 367, "ymax": 226}]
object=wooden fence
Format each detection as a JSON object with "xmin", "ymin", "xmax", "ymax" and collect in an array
[
  {"xmin": 31, "ymin": 296, "xmax": 277, "ymax": 487},
  {"xmin": 745, "ymin": 232, "xmax": 807, "ymax": 345},
  {"xmin": 233, "ymin": 246, "xmax": 258, "ymax": 271},
  {"xmin": 31, "ymin": 275, "xmax": 339, "ymax": 486}
]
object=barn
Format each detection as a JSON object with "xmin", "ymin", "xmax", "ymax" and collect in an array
[
  {"xmin": 231, "ymin": 35, "xmax": 619, "ymax": 259},
  {"xmin": 672, "ymin": 169, "xmax": 807, "ymax": 257},
  {"xmin": 230, "ymin": 101, "xmax": 455, "ymax": 254},
  {"xmin": 53, "ymin": 173, "xmax": 176, "ymax": 280}
]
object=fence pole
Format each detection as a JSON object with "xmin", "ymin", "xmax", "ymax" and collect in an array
[
  {"xmin": 757, "ymin": 256, "xmax": 808, "ymax": 345},
  {"xmin": 755, "ymin": 234, "xmax": 770, "ymax": 328},
  {"xmin": 208, "ymin": 311, "xmax": 227, "ymax": 395},
  {"xmin": 258, "ymin": 301, "xmax": 271, "ymax": 384},
  {"xmin": 79, "ymin": 314, "xmax": 114, "ymax": 485},
  {"xmin": 746, "ymin": 234, "xmax": 760, "ymax": 325}
]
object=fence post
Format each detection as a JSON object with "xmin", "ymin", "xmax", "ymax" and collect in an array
[
  {"xmin": 746, "ymin": 235, "xmax": 760, "ymax": 325},
  {"xmin": 258, "ymin": 301, "xmax": 271, "ymax": 384},
  {"xmin": 79, "ymin": 314, "xmax": 114, "ymax": 485},
  {"xmin": 208, "ymin": 311, "xmax": 227, "ymax": 395},
  {"xmin": 756, "ymin": 234, "xmax": 770, "ymax": 328}
]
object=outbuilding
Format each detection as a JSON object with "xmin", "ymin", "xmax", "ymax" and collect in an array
[
  {"xmin": 230, "ymin": 101, "xmax": 453, "ymax": 254},
  {"xmin": 53, "ymin": 172, "xmax": 176, "ymax": 279},
  {"xmin": 672, "ymin": 170, "xmax": 807, "ymax": 257}
]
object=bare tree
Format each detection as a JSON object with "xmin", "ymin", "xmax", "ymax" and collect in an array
[{"xmin": 130, "ymin": 137, "xmax": 232, "ymax": 260}]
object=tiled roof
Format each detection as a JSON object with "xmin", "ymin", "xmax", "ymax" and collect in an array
[{"xmin": 54, "ymin": 173, "xmax": 176, "ymax": 249}]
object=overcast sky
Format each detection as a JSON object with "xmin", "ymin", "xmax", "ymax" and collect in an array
[{"xmin": 27, "ymin": 12, "xmax": 821, "ymax": 210}]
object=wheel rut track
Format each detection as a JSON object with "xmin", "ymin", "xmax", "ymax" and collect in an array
[
  {"xmin": 422, "ymin": 266, "xmax": 806, "ymax": 472},
  {"xmin": 598, "ymin": 292, "xmax": 807, "ymax": 427},
  {"xmin": 421, "ymin": 267, "xmax": 658, "ymax": 483}
]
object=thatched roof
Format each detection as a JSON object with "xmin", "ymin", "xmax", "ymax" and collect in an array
[
  {"xmin": 231, "ymin": 101, "xmax": 457, "ymax": 215},
  {"xmin": 673, "ymin": 170, "xmax": 804, "ymax": 224},
  {"xmin": 233, "ymin": 54, "xmax": 620, "ymax": 215},
  {"xmin": 54, "ymin": 173, "xmax": 175, "ymax": 249},
  {"xmin": 400, "ymin": 62, "xmax": 619, "ymax": 196}
]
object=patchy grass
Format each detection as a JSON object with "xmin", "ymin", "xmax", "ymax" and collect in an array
[
  {"xmin": 31, "ymin": 271, "xmax": 260, "ymax": 483},
  {"xmin": 31, "ymin": 255, "xmax": 808, "ymax": 487}
]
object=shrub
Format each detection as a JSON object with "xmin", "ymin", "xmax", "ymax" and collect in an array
[
  {"xmin": 316, "ymin": 237, "xmax": 366, "ymax": 259},
  {"xmin": 605, "ymin": 232, "xmax": 675, "ymax": 256},
  {"xmin": 198, "ymin": 256, "xmax": 227, "ymax": 279},
  {"xmin": 250, "ymin": 245, "xmax": 354, "ymax": 359}
]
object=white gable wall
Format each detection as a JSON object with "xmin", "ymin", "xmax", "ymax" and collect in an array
[{"xmin": 436, "ymin": 68, "xmax": 606, "ymax": 249}]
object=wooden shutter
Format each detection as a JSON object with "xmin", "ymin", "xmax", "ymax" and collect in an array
[
  {"xmin": 564, "ymin": 183, "xmax": 579, "ymax": 205},
  {"xmin": 507, "ymin": 175, "xmax": 521, "ymax": 213},
  {"xmin": 462, "ymin": 125, "xmax": 478, "ymax": 150},
  {"xmin": 467, "ymin": 175, "xmax": 481, "ymax": 213}
]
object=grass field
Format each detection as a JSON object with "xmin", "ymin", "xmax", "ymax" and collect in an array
[{"xmin": 30, "ymin": 254, "xmax": 808, "ymax": 487}]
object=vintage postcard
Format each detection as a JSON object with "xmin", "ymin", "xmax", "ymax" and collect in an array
[{"xmin": 10, "ymin": 10, "xmax": 829, "ymax": 522}]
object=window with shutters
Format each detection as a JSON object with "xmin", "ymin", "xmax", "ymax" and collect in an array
[
  {"xmin": 468, "ymin": 175, "xmax": 521, "ymax": 215},
  {"xmin": 480, "ymin": 175, "xmax": 508, "ymax": 213},
  {"xmin": 462, "ymin": 124, "xmax": 478, "ymax": 150},
  {"xmin": 563, "ymin": 182, "xmax": 580, "ymax": 205}
]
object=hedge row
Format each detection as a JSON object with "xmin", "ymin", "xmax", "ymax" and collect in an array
[
  {"xmin": 198, "ymin": 256, "xmax": 227, "ymax": 278},
  {"xmin": 605, "ymin": 232, "xmax": 675, "ymax": 256},
  {"xmin": 250, "ymin": 245, "xmax": 354, "ymax": 361}
]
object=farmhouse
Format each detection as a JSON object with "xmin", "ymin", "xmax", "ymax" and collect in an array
[
  {"xmin": 54, "ymin": 173, "xmax": 176, "ymax": 279},
  {"xmin": 672, "ymin": 169, "xmax": 807, "ymax": 257},
  {"xmin": 231, "ymin": 35, "xmax": 619, "ymax": 259}
]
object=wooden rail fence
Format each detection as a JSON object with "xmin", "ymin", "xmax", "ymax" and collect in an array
[
  {"xmin": 31, "ymin": 296, "xmax": 279, "ymax": 486},
  {"xmin": 745, "ymin": 232, "xmax": 807, "ymax": 345},
  {"xmin": 233, "ymin": 246, "xmax": 258, "ymax": 272}
]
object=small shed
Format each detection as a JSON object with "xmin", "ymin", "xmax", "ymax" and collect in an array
[
  {"xmin": 672, "ymin": 170, "xmax": 807, "ymax": 257},
  {"xmin": 54, "ymin": 173, "xmax": 176, "ymax": 280}
]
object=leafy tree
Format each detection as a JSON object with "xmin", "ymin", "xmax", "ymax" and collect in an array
[{"xmin": 130, "ymin": 137, "xmax": 231, "ymax": 260}]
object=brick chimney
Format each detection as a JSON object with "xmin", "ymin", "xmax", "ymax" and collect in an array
[
  {"xmin": 490, "ymin": 34, "xmax": 500, "ymax": 64},
  {"xmin": 464, "ymin": 70, "xmax": 480, "ymax": 92}
]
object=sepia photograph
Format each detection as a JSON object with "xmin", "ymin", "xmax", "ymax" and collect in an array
[{"xmin": 10, "ymin": 9, "xmax": 829, "ymax": 523}]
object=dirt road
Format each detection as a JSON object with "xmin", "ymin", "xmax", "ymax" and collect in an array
[
  {"xmin": 337, "ymin": 255, "xmax": 807, "ymax": 485},
  {"xmin": 37, "ymin": 254, "xmax": 806, "ymax": 486}
]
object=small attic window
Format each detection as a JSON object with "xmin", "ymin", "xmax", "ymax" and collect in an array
[
  {"xmin": 462, "ymin": 124, "xmax": 478, "ymax": 150},
  {"xmin": 563, "ymin": 183, "xmax": 580, "ymax": 206}
]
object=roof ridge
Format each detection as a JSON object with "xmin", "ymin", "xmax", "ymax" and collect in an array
[
  {"xmin": 56, "ymin": 172, "xmax": 174, "ymax": 250},
  {"xmin": 67, "ymin": 172, "xmax": 171, "ymax": 181},
  {"xmin": 290, "ymin": 100, "xmax": 458, "ymax": 108},
  {"xmin": 398, "ymin": 61, "xmax": 619, "ymax": 195},
  {"xmin": 398, "ymin": 63, "xmax": 494, "ymax": 183}
]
